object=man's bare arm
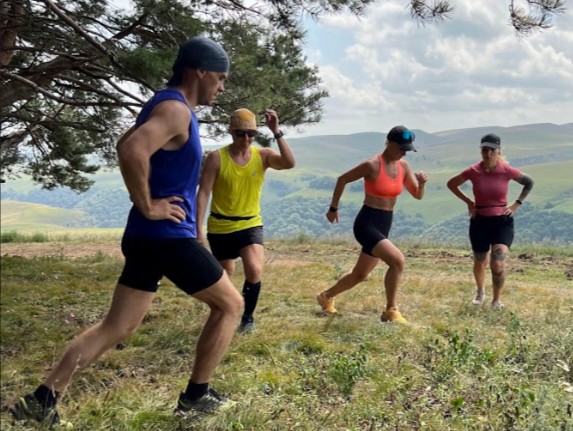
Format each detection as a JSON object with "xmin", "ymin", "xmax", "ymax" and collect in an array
[{"xmin": 117, "ymin": 101, "xmax": 190, "ymax": 222}]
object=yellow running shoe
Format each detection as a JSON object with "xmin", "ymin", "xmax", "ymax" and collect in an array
[
  {"xmin": 316, "ymin": 292, "xmax": 337, "ymax": 314},
  {"xmin": 380, "ymin": 307, "xmax": 408, "ymax": 324}
]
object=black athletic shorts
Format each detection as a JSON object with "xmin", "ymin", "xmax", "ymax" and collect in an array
[
  {"xmin": 207, "ymin": 226, "xmax": 264, "ymax": 261},
  {"xmin": 353, "ymin": 206, "xmax": 393, "ymax": 257},
  {"xmin": 469, "ymin": 215, "xmax": 514, "ymax": 253},
  {"xmin": 118, "ymin": 237, "xmax": 224, "ymax": 294}
]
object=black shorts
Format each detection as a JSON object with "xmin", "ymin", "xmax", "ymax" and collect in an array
[
  {"xmin": 118, "ymin": 237, "xmax": 224, "ymax": 294},
  {"xmin": 207, "ymin": 226, "xmax": 264, "ymax": 261},
  {"xmin": 353, "ymin": 206, "xmax": 393, "ymax": 257},
  {"xmin": 469, "ymin": 215, "xmax": 514, "ymax": 253}
]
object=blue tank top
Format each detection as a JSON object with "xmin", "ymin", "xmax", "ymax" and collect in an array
[{"xmin": 123, "ymin": 89, "xmax": 202, "ymax": 238}]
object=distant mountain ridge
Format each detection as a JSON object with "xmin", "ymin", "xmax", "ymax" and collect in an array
[
  {"xmin": 1, "ymin": 122, "xmax": 572, "ymax": 243},
  {"xmin": 287, "ymin": 122, "xmax": 573, "ymax": 173}
]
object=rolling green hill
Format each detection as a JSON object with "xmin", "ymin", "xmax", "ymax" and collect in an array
[
  {"xmin": 274, "ymin": 122, "xmax": 573, "ymax": 224},
  {"xmin": 288, "ymin": 123, "xmax": 573, "ymax": 174},
  {"xmin": 0, "ymin": 200, "xmax": 95, "ymax": 232},
  {"xmin": 1, "ymin": 123, "xmax": 572, "ymax": 239}
]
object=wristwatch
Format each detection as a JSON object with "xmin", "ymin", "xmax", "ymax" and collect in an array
[{"xmin": 274, "ymin": 130, "xmax": 284, "ymax": 140}]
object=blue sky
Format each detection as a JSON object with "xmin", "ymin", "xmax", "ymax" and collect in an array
[{"xmin": 296, "ymin": 0, "xmax": 573, "ymax": 136}]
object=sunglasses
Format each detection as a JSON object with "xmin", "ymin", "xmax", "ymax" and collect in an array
[
  {"xmin": 400, "ymin": 131, "xmax": 415, "ymax": 143},
  {"xmin": 234, "ymin": 130, "xmax": 258, "ymax": 138}
]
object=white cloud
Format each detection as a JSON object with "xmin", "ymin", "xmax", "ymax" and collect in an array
[{"xmin": 298, "ymin": 0, "xmax": 573, "ymax": 136}]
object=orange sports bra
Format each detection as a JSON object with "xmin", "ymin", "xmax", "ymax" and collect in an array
[{"xmin": 364, "ymin": 154, "xmax": 404, "ymax": 198}]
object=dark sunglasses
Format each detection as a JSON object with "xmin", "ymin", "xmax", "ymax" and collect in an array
[{"xmin": 234, "ymin": 130, "xmax": 258, "ymax": 138}]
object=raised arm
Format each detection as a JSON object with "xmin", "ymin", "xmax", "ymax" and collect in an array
[
  {"xmin": 196, "ymin": 150, "xmax": 220, "ymax": 244},
  {"xmin": 117, "ymin": 101, "xmax": 189, "ymax": 223},
  {"xmin": 261, "ymin": 109, "xmax": 295, "ymax": 170},
  {"xmin": 401, "ymin": 160, "xmax": 427, "ymax": 200},
  {"xmin": 327, "ymin": 160, "xmax": 374, "ymax": 223}
]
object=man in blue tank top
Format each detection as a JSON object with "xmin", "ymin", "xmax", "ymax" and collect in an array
[{"xmin": 9, "ymin": 36, "xmax": 244, "ymax": 427}]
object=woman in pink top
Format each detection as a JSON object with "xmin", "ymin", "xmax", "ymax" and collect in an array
[
  {"xmin": 316, "ymin": 126, "xmax": 428, "ymax": 323},
  {"xmin": 447, "ymin": 133, "xmax": 534, "ymax": 308}
]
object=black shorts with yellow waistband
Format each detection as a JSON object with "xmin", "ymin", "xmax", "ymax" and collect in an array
[{"xmin": 207, "ymin": 226, "xmax": 264, "ymax": 261}]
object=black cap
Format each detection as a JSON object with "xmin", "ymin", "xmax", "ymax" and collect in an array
[
  {"xmin": 480, "ymin": 133, "xmax": 501, "ymax": 149},
  {"xmin": 387, "ymin": 125, "xmax": 417, "ymax": 152},
  {"xmin": 167, "ymin": 36, "xmax": 229, "ymax": 86}
]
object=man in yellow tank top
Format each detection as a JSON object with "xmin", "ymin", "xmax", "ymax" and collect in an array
[{"xmin": 197, "ymin": 108, "xmax": 295, "ymax": 332}]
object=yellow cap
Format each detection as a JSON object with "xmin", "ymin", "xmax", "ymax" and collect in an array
[{"xmin": 230, "ymin": 109, "xmax": 257, "ymax": 131}]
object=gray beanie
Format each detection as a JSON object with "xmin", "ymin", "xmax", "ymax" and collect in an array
[{"xmin": 167, "ymin": 36, "xmax": 229, "ymax": 86}]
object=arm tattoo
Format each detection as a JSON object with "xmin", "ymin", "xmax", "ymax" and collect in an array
[{"xmin": 517, "ymin": 174, "xmax": 534, "ymax": 192}]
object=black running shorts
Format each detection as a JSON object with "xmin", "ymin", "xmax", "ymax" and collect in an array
[
  {"xmin": 353, "ymin": 206, "xmax": 393, "ymax": 257},
  {"xmin": 469, "ymin": 215, "xmax": 514, "ymax": 253},
  {"xmin": 118, "ymin": 237, "xmax": 224, "ymax": 294},
  {"xmin": 207, "ymin": 226, "xmax": 264, "ymax": 261}
]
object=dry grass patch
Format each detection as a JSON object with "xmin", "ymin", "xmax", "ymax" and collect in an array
[{"xmin": 1, "ymin": 240, "xmax": 572, "ymax": 430}]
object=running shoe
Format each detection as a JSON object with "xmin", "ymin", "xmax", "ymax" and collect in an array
[
  {"xmin": 175, "ymin": 388, "xmax": 236, "ymax": 415},
  {"xmin": 316, "ymin": 292, "xmax": 337, "ymax": 314},
  {"xmin": 238, "ymin": 315, "xmax": 255, "ymax": 334},
  {"xmin": 9, "ymin": 393, "xmax": 61, "ymax": 428},
  {"xmin": 472, "ymin": 289, "xmax": 485, "ymax": 305},
  {"xmin": 491, "ymin": 301, "xmax": 505, "ymax": 309},
  {"xmin": 380, "ymin": 307, "xmax": 408, "ymax": 324}
]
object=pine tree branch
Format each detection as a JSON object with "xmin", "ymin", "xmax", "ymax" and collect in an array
[
  {"xmin": 42, "ymin": 0, "xmax": 119, "ymax": 62},
  {"xmin": 0, "ymin": 70, "xmax": 141, "ymax": 108},
  {"xmin": 112, "ymin": 12, "xmax": 150, "ymax": 41},
  {"xmin": 42, "ymin": 0, "xmax": 156, "ymax": 92},
  {"xmin": 103, "ymin": 77, "xmax": 147, "ymax": 106}
]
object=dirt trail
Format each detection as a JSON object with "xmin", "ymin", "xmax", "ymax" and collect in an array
[
  {"xmin": 1, "ymin": 242, "xmax": 122, "ymax": 259},
  {"xmin": 2, "ymin": 242, "xmax": 571, "ymax": 280}
]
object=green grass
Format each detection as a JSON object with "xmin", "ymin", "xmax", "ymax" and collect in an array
[
  {"xmin": 1, "ymin": 239, "xmax": 572, "ymax": 430},
  {"xmin": 1, "ymin": 231, "xmax": 52, "ymax": 243},
  {"xmin": 0, "ymin": 200, "xmax": 92, "ymax": 231},
  {"xmin": 522, "ymin": 161, "xmax": 573, "ymax": 212},
  {"xmin": 1, "ymin": 229, "xmax": 123, "ymax": 243}
]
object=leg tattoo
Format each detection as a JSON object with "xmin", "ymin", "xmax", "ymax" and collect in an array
[
  {"xmin": 490, "ymin": 248, "xmax": 508, "ymax": 261},
  {"xmin": 491, "ymin": 248, "xmax": 507, "ymax": 287}
]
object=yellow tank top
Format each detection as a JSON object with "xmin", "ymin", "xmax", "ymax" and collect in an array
[{"xmin": 208, "ymin": 145, "xmax": 265, "ymax": 234}]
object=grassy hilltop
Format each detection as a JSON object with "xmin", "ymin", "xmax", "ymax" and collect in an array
[{"xmin": 1, "ymin": 238, "xmax": 572, "ymax": 430}]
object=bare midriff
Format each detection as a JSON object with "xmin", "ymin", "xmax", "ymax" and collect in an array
[{"xmin": 363, "ymin": 193, "xmax": 397, "ymax": 211}]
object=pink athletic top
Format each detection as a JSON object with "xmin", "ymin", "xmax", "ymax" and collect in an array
[
  {"xmin": 364, "ymin": 155, "xmax": 404, "ymax": 198},
  {"xmin": 461, "ymin": 162, "xmax": 522, "ymax": 217}
]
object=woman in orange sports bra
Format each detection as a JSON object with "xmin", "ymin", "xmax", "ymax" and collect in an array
[{"xmin": 316, "ymin": 126, "xmax": 428, "ymax": 323}]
